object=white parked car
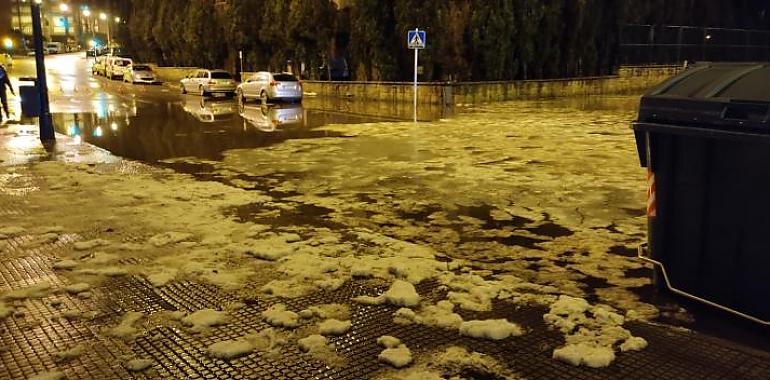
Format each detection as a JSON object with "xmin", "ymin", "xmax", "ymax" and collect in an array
[
  {"xmin": 236, "ymin": 72, "xmax": 302, "ymax": 104},
  {"xmin": 180, "ymin": 69, "xmax": 237, "ymax": 97},
  {"xmin": 106, "ymin": 57, "xmax": 132, "ymax": 80},
  {"xmin": 123, "ymin": 64, "xmax": 158, "ymax": 84}
]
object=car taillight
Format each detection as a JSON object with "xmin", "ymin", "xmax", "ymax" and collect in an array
[{"xmin": 270, "ymin": 81, "xmax": 278, "ymax": 87}]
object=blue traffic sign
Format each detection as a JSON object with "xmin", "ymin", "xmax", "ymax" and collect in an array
[{"xmin": 408, "ymin": 29, "xmax": 426, "ymax": 49}]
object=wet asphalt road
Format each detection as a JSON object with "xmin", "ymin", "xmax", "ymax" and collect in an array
[{"xmin": 5, "ymin": 53, "xmax": 450, "ymax": 162}]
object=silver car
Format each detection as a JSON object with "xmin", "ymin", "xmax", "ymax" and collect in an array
[
  {"xmin": 123, "ymin": 64, "xmax": 158, "ymax": 84},
  {"xmin": 180, "ymin": 69, "xmax": 237, "ymax": 97},
  {"xmin": 240, "ymin": 104, "xmax": 304, "ymax": 132},
  {"xmin": 236, "ymin": 72, "xmax": 302, "ymax": 104},
  {"xmin": 182, "ymin": 98, "xmax": 237, "ymax": 123}
]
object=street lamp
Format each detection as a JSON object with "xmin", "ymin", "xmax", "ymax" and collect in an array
[
  {"xmin": 99, "ymin": 12, "xmax": 107, "ymax": 21},
  {"xmin": 114, "ymin": 17, "xmax": 121, "ymax": 23},
  {"xmin": 59, "ymin": 3, "xmax": 70, "ymax": 12},
  {"xmin": 3, "ymin": 38, "xmax": 13, "ymax": 51},
  {"xmin": 82, "ymin": 8, "xmax": 91, "ymax": 17}
]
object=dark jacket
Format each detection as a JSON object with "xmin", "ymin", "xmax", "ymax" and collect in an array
[{"xmin": 0, "ymin": 67, "xmax": 12, "ymax": 94}]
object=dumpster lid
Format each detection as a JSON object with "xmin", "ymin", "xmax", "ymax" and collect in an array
[{"xmin": 648, "ymin": 62, "xmax": 770, "ymax": 102}]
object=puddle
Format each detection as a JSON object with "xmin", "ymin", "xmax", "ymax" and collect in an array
[{"xmin": 228, "ymin": 202, "xmax": 341, "ymax": 229}]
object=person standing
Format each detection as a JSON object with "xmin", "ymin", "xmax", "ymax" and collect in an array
[{"xmin": 0, "ymin": 64, "xmax": 15, "ymax": 123}]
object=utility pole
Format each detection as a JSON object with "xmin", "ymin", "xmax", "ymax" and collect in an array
[{"xmin": 31, "ymin": 2, "xmax": 55, "ymax": 142}]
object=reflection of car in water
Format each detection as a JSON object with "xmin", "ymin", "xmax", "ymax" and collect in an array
[
  {"xmin": 239, "ymin": 104, "xmax": 304, "ymax": 132},
  {"xmin": 182, "ymin": 97, "xmax": 238, "ymax": 123}
]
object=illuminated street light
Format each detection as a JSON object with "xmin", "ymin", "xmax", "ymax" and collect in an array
[
  {"xmin": 3, "ymin": 38, "xmax": 13, "ymax": 50},
  {"xmin": 59, "ymin": 3, "xmax": 70, "ymax": 12},
  {"xmin": 115, "ymin": 17, "xmax": 121, "ymax": 23},
  {"xmin": 88, "ymin": 39, "xmax": 96, "ymax": 48},
  {"xmin": 82, "ymin": 9, "xmax": 91, "ymax": 17},
  {"xmin": 99, "ymin": 12, "xmax": 108, "ymax": 21}
]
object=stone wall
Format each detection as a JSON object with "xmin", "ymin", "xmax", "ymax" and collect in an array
[
  {"xmin": 151, "ymin": 66, "xmax": 198, "ymax": 84},
  {"xmin": 302, "ymin": 65, "xmax": 684, "ymax": 105}
]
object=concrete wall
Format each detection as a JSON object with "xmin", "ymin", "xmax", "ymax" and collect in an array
[
  {"xmin": 151, "ymin": 66, "xmax": 198, "ymax": 83},
  {"xmin": 302, "ymin": 65, "xmax": 684, "ymax": 105}
]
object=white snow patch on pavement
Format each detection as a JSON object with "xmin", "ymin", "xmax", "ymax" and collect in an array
[
  {"xmin": 73, "ymin": 239, "xmax": 111, "ymax": 251},
  {"xmin": 182, "ymin": 309, "xmax": 229, "ymax": 333},
  {"xmin": 376, "ymin": 336, "xmax": 402, "ymax": 349},
  {"xmin": 2, "ymin": 282, "xmax": 52, "ymax": 300},
  {"xmin": 108, "ymin": 311, "xmax": 145, "ymax": 338},
  {"xmin": 53, "ymin": 344, "xmax": 85, "ymax": 363},
  {"xmin": 620, "ymin": 336, "xmax": 648, "ymax": 352},
  {"xmin": 298, "ymin": 334, "xmax": 331, "ymax": 353},
  {"xmin": 53, "ymin": 259, "xmax": 78, "ymax": 270},
  {"xmin": 148, "ymin": 232, "xmax": 195, "ymax": 247},
  {"xmin": 378, "ymin": 344, "xmax": 413, "ymax": 368},
  {"xmin": 65, "ymin": 283, "xmax": 91, "ymax": 294},
  {"xmin": 353, "ymin": 280, "xmax": 420, "ymax": 307},
  {"xmin": 207, "ymin": 338, "xmax": 255, "ymax": 360},
  {"xmin": 553, "ymin": 343, "xmax": 615, "ymax": 368},
  {"xmin": 262, "ymin": 304, "xmax": 300, "ymax": 328},
  {"xmin": 28, "ymin": 371, "xmax": 65, "ymax": 380},
  {"xmin": 0, "ymin": 226, "xmax": 25, "ymax": 238},
  {"xmin": 125, "ymin": 358, "xmax": 154, "ymax": 372},
  {"xmin": 544, "ymin": 295, "xmax": 648, "ymax": 368},
  {"xmin": 459, "ymin": 319, "xmax": 524, "ymax": 340},
  {"xmin": 318, "ymin": 319, "xmax": 351, "ymax": 336}
]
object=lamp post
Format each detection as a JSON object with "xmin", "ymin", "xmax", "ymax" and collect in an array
[
  {"xmin": 31, "ymin": 1, "xmax": 55, "ymax": 141},
  {"xmin": 99, "ymin": 12, "xmax": 110, "ymax": 48},
  {"xmin": 15, "ymin": 0, "xmax": 25, "ymax": 50},
  {"xmin": 59, "ymin": 3, "xmax": 70, "ymax": 48}
]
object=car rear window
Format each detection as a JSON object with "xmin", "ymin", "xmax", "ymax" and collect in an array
[
  {"xmin": 211, "ymin": 72, "xmax": 232, "ymax": 79},
  {"xmin": 114, "ymin": 60, "xmax": 130, "ymax": 66},
  {"xmin": 273, "ymin": 74, "xmax": 298, "ymax": 82},
  {"xmin": 133, "ymin": 65, "xmax": 151, "ymax": 71}
]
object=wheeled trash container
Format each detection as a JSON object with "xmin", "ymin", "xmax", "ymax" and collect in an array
[{"xmin": 633, "ymin": 62, "xmax": 770, "ymax": 325}]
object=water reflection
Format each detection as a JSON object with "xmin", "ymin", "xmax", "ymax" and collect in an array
[
  {"xmin": 182, "ymin": 97, "xmax": 238, "ymax": 123},
  {"xmin": 240, "ymin": 104, "xmax": 304, "ymax": 132},
  {"xmin": 49, "ymin": 94, "xmax": 455, "ymax": 162}
]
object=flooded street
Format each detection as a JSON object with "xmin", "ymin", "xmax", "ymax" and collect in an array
[{"xmin": 3, "ymin": 54, "xmax": 769, "ymax": 380}]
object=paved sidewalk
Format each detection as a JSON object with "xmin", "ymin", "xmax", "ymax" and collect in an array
[{"xmin": 2, "ymin": 121, "xmax": 770, "ymax": 380}]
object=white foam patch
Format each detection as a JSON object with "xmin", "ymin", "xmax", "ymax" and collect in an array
[
  {"xmin": 262, "ymin": 304, "xmax": 300, "ymax": 328},
  {"xmin": 28, "ymin": 371, "xmax": 65, "ymax": 380},
  {"xmin": 459, "ymin": 319, "xmax": 524, "ymax": 340},
  {"xmin": 2, "ymin": 282, "xmax": 52, "ymax": 300},
  {"xmin": 353, "ymin": 280, "xmax": 420, "ymax": 307},
  {"xmin": 65, "ymin": 283, "xmax": 91, "ymax": 294},
  {"xmin": 182, "ymin": 309, "xmax": 229, "ymax": 333},
  {"xmin": 53, "ymin": 260, "xmax": 78, "ymax": 270},
  {"xmin": 298, "ymin": 334, "xmax": 331, "ymax": 353},
  {"xmin": 207, "ymin": 339, "xmax": 255, "ymax": 360},
  {"xmin": 378, "ymin": 345, "xmax": 413, "ymax": 368},
  {"xmin": 125, "ymin": 358, "xmax": 154, "ymax": 372},
  {"xmin": 318, "ymin": 319, "xmax": 351, "ymax": 336},
  {"xmin": 148, "ymin": 232, "xmax": 195, "ymax": 247},
  {"xmin": 376, "ymin": 336, "xmax": 402, "ymax": 349},
  {"xmin": 107, "ymin": 311, "xmax": 144, "ymax": 338},
  {"xmin": 73, "ymin": 239, "xmax": 111, "ymax": 251}
]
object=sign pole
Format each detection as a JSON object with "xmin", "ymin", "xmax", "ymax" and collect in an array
[{"xmin": 413, "ymin": 28, "xmax": 419, "ymax": 123}]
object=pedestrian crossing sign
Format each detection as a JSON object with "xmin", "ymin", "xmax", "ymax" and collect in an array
[{"xmin": 408, "ymin": 29, "xmax": 426, "ymax": 49}]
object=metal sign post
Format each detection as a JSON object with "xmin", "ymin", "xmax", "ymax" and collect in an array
[
  {"xmin": 31, "ymin": 3, "xmax": 55, "ymax": 141},
  {"xmin": 407, "ymin": 28, "xmax": 426, "ymax": 122}
]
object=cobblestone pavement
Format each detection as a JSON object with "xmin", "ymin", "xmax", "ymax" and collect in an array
[{"xmin": 2, "ymin": 100, "xmax": 770, "ymax": 380}]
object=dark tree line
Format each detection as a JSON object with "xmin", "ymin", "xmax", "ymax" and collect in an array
[{"xmin": 119, "ymin": 0, "xmax": 770, "ymax": 81}]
